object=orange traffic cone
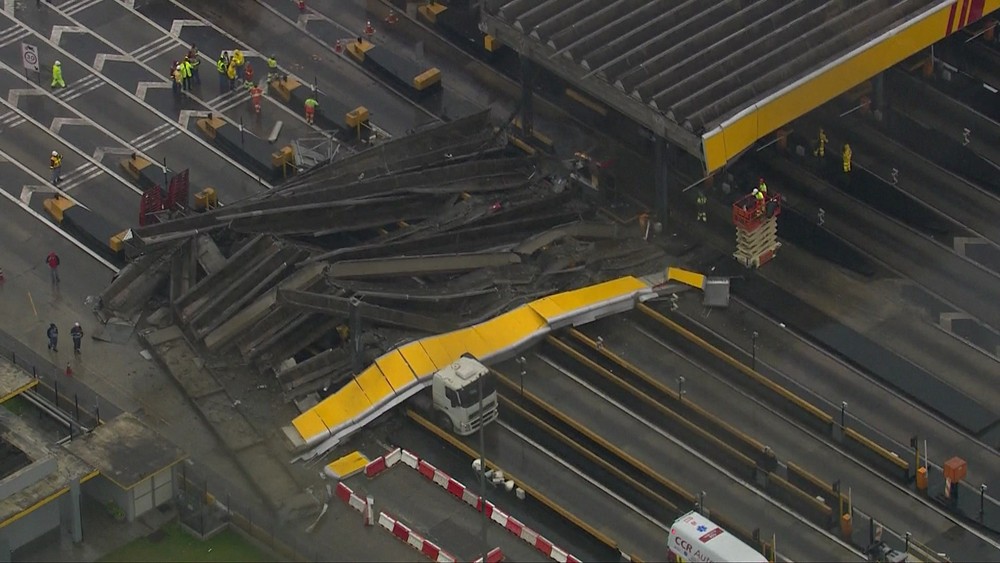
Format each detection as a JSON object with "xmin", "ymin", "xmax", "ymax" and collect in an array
[
  {"xmin": 334, "ymin": 39, "xmax": 342, "ymax": 53},
  {"xmin": 364, "ymin": 20, "xmax": 375, "ymax": 37},
  {"xmin": 385, "ymin": 11, "xmax": 398, "ymax": 25},
  {"xmin": 65, "ymin": 363, "xmax": 73, "ymax": 377},
  {"xmin": 297, "ymin": 0, "xmax": 305, "ymax": 12}
]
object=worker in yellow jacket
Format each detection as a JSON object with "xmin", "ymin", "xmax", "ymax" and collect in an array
[
  {"xmin": 842, "ymin": 144, "xmax": 852, "ymax": 173},
  {"xmin": 51, "ymin": 60, "xmax": 65, "ymax": 89}
]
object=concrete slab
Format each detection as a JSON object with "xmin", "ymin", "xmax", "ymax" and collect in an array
[{"xmin": 64, "ymin": 412, "xmax": 186, "ymax": 489}]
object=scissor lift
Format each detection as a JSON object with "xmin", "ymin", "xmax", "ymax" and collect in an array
[{"xmin": 733, "ymin": 193, "xmax": 781, "ymax": 268}]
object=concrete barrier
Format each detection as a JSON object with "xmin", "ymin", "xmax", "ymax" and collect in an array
[
  {"xmin": 844, "ymin": 428, "xmax": 910, "ymax": 483},
  {"xmin": 768, "ymin": 473, "xmax": 834, "ymax": 527}
]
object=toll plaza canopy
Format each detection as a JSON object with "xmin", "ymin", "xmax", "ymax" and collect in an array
[{"xmin": 483, "ymin": 0, "xmax": 1000, "ymax": 173}]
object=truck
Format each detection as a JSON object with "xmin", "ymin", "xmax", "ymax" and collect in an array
[
  {"xmin": 412, "ymin": 355, "xmax": 498, "ymax": 436},
  {"xmin": 668, "ymin": 511, "xmax": 768, "ymax": 563}
]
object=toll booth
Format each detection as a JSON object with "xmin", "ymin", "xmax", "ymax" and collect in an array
[
  {"xmin": 419, "ymin": 2, "xmax": 503, "ymax": 55},
  {"xmin": 44, "ymin": 196, "xmax": 127, "ymax": 264},
  {"xmin": 269, "ymin": 78, "xmax": 370, "ymax": 140},
  {"xmin": 732, "ymin": 193, "xmax": 781, "ymax": 268},
  {"xmin": 196, "ymin": 114, "xmax": 295, "ymax": 181},
  {"xmin": 346, "ymin": 38, "xmax": 442, "ymax": 97},
  {"xmin": 121, "ymin": 154, "xmax": 172, "ymax": 192}
]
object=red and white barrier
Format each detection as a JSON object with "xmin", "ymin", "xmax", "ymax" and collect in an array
[
  {"xmin": 378, "ymin": 511, "xmax": 458, "ymax": 562},
  {"xmin": 365, "ymin": 447, "xmax": 404, "ymax": 477},
  {"xmin": 362, "ymin": 447, "xmax": 577, "ymax": 562},
  {"xmin": 333, "ymin": 481, "xmax": 368, "ymax": 514},
  {"xmin": 473, "ymin": 547, "xmax": 505, "ymax": 563}
]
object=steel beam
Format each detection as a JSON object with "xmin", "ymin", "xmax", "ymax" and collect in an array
[
  {"xmin": 581, "ymin": 0, "xmax": 704, "ymax": 78},
  {"xmin": 485, "ymin": 15, "xmax": 702, "ymax": 159},
  {"xmin": 654, "ymin": 136, "xmax": 669, "ymax": 225},
  {"xmin": 329, "ymin": 252, "xmax": 522, "ymax": 279},
  {"xmin": 546, "ymin": 0, "xmax": 648, "ymax": 57},
  {"xmin": 683, "ymin": 0, "xmax": 909, "ymax": 128},
  {"xmin": 277, "ymin": 290, "xmax": 455, "ymax": 333},
  {"xmin": 650, "ymin": 2, "xmax": 841, "ymax": 115}
]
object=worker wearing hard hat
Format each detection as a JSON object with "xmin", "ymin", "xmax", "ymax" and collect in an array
[
  {"xmin": 842, "ymin": 144, "xmax": 852, "ymax": 173},
  {"xmin": 695, "ymin": 191, "xmax": 707, "ymax": 222},
  {"xmin": 51, "ymin": 60, "xmax": 65, "ymax": 89},
  {"xmin": 757, "ymin": 177, "xmax": 767, "ymax": 196},
  {"xmin": 49, "ymin": 150, "xmax": 62, "ymax": 185},
  {"xmin": 814, "ymin": 128, "xmax": 828, "ymax": 158}
]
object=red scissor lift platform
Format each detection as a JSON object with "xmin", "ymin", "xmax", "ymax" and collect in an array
[{"xmin": 732, "ymin": 193, "xmax": 781, "ymax": 268}]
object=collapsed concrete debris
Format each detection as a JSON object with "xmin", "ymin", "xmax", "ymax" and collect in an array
[{"xmin": 98, "ymin": 111, "xmax": 666, "ymax": 408}]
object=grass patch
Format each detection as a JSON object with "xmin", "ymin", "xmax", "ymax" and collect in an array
[
  {"xmin": 100, "ymin": 521, "xmax": 270, "ymax": 563},
  {"xmin": 1, "ymin": 395, "xmax": 29, "ymax": 416}
]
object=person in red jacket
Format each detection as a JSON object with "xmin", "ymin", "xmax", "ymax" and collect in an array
[{"xmin": 46, "ymin": 251, "xmax": 60, "ymax": 285}]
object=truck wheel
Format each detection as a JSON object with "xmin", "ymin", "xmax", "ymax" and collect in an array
[{"xmin": 435, "ymin": 412, "xmax": 454, "ymax": 433}]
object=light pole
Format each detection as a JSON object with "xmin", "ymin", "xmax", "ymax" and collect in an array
[
  {"xmin": 516, "ymin": 356, "xmax": 526, "ymax": 397},
  {"xmin": 478, "ymin": 372, "xmax": 487, "ymax": 562},
  {"xmin": 981, "ymin": 484, "xmax": 988, "ymax": 521},
  {"xmin": 678, "ymin": 376, "xmax": 685, "ymax": 402},
  {"xmin": 840, "ymin": 401, "xmax": 848, "ymax": 429},
  {"xmin": 751, "ymin": 331, "xmax": 758, "ymax": 371}
]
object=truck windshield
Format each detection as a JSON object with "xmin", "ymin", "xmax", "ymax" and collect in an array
[{"xmin": 456, "ymin": 371, "xmax": 496, "ymax": 406}]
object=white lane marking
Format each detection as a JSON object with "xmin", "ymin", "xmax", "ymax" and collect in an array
[
  {"xmin": 0, "ymin": 15, "xmax": 273, "ymax": 188},
  {"xmin": 50, "ymin": 24, "xmax": 87, "ymax": 45}
]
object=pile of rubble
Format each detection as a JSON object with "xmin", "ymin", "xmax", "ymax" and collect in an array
[{"xmin": 98, "ymin": 112, "xmax": 666, "ymax": 407}]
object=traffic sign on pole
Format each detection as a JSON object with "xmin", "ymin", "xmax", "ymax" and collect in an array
[{"xmin": 21, "ymin": 42, "xmax": 39, "ymax": 73}]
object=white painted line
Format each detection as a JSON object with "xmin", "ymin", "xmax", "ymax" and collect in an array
[
  {"xmin": 0, "ymin": 183, "xmax": 118, "ymax": 273},
  {"xmin": 135, "ymin": 127, "xmax": 180, "ymax": 150},
  {"xmin": 93, "ymin": 146, "xmax": 138, "ymax": 160},
  {"xmin": 0, "ymin": 27, "xmax": 29, "ymax": 49},
  {"xmin": 135, "ymin": 81, "xmax": 171, "ymax": 100},
  {"xmin": 54, "ymin": 75, "xmax": 101, "ymax": 99},
  {"xmin": 2, "ymin": 14, "xmax": 273, "ymax": 189},
  {"xmin": 0, "ymin": 58, "xmax": 161, "ymax": 175},
  {"xmin": 169, "ymin": 19, "xmax": 204, "ymax": 37},
  {"xmin": 58, "ymin": 162, "xmax": 96, "ymax": 183},
  {"xmin": 138, "ymin": 38, "xmax": 184, "ymax": 63},
  {"xmin": 117, "ymin": 0, "xmax": 328, "ymax": 133},
  {"xmin": 178, "ymin": 109, "xmax": 205, "ymax": 129},
  {"xmin": 65, "ymin": 0, "xmax": 104, "ymax": 16},
  {"xmin": 7, "ymin": 88, "xmax": 45, "ymax": 106},
  {"xmin": 129, "ymin": 35, "xmax": 173, "ymax": 57},
  {"xmin": 93, "ymin": 53, "xmax": 131, "ymax": 72},
  {"xmin": 19, "ymin": 184, "xmax": 47, "ymax": 205},
  {"xmin": 0, "ymin": 145, "xmax": 89, "ymax": 211},
  {"xmin": 0, "ymin": 84, "xmax": 143, "ymax": 197},
  {"xmin": 129, "ymin": 122, "xmax": 171, "ymax": 145},
  {"xmin": 61, "ymin": 167, "xmax": 105, "ymax": 192},
  {"xmin": 0, "ymin": 25, "xmax": 21, "ymax": 41},
  {"xmin": 63, "ymin": 80, "xmax": 105, "ymax": 102},
  {"xmin": 50, "ymin": 117, "xmax": 92, "ymax": 134},
  {"xmin": 953, "ymin": 236, "xmax": 988, "ymax": 257},
  {"xmin": 50, "ymin": 25, "xmax": 87, "ymax": 45}
]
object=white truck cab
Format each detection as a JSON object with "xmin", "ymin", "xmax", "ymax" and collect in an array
[{"xmin": 426, "ymin": 355, "xmax": 499, "ymax": 436}]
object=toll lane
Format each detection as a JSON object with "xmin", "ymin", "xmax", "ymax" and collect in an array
[
  {"xmin": 1, "ymin": 4, "xmax": 280, "ymax": 190},
  {"xmin": 415, "ymin": 410, "xmax": 669, "ymax": 562},
  {"xmin": 513, "ymin": 351, "xmax": 857, "ymax": 562},
  {"xmin": 173, "ymin": 0, "xmax": 436, "ymax": 136},
  {"xmin": 578, "ymin": 313, "xmax": 1000, "ymax": 562}
]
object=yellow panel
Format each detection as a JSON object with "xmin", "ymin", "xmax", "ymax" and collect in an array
[
  {"xmin": 398, "ymin": 341, "xmax": 439, "ymax": 376},
  {"xmin": 457, "ymin": 327, "xmax": 492, "ymax": 360},
  {"xmin": 667, "ymin": 267, "xmax": 706, "ymax": 290},
  {"xmin": 702, "ymin": 0, "xmax": 1000, "ymax": 174},
  {"xmin": 720, "ymin": 109, "xmax": 758, "ymax": 163},
  {"xmin": 527, "ymin": 296, "xmax": 565, "ymax": 322},
  {"xmin": 326, "ymin": 451, "xmax": 369, "ymax": 478},
  {"xmin": 291, "ymin": 411, "xmax": 328, "ymax": 442},
  {"xmin": 355, "ymin": 364, "xmax": 396, "ymax": 402},
  {"xmin": 702, "ymin": 128, "xmax": 727, "ymax": 173},
  {"xmin": 374, "ymin": 350, "xmax": 417, "ymax": 393},
  {"xmin": 474, "ymin": 306, "xmax": 547, "ymax": 351},
  {"xmin": 546, "ymin": 277, "xmax": 647, "ymax": 313},
  {"xmin": 438, "ymin": 329, "xmax": 476, "ymax": 361},
  {"xmin": 314, "ymin": 379, "xmax": 373, "ymax": 428},
  {"xmin": 419, "ymin": 334, "xmax": 459, "ymax": 371},
  {"xmin": 414, "ymin": 68, "xmax": 441, "ymax": 90}
]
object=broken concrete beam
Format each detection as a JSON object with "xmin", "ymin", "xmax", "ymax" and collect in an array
[
  {"xmin": 174, "ymin": 235, "xmax": 270, "ymax": 313},
  {"xmin": 328, "ymin": 252, "xmax": 521, "ymax": 279},
  {"xmin": 180, "ymin": 241, "xmax": 283, "ymax": 323},
  {"xmin": 277, "ymin": 290, "xmax": 455, "ymax": 333},
  {"xmin": 204, "ymin": 262, "xmax": 326, "ymax": 352},
  {"xmin": 195, "ymin": 234, "xmax": 227, "ymax": 275}
]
